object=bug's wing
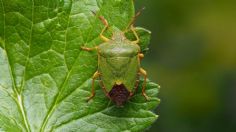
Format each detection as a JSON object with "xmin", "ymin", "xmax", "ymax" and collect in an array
[
  {"xmin": 122, "ymin": 56, "xmax": 139, "ymax": 92},
  {"xmin": 98, "ymin": 56, "xmax": 117, "ymax": 91},
  {"xmin": 98, "ymin": 55, "xmax": 139, "ymax": 92}
]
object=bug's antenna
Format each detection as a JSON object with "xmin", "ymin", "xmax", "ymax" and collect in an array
[
  {"xmin": 91, "ymin": 11, "xmax": 109, "ymax": 28},
  {"xmin": 91, "ymin": 11, "xmax": 110, "ymax": 42},
  {"xmin": 126, "ymin": 6, "xmax": 145, "ymax": 30}
]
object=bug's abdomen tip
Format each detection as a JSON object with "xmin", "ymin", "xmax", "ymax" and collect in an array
[{"xmin": 108, "ymin": 84, "xmax": 130, "ymax": 106}]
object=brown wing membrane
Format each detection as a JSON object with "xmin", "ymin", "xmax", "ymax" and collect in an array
[{"xmin": 108, "ymin": 84, "xmax": 130, "ymax": 106}]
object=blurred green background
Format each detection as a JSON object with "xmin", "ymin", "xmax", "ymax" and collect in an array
[{"xmin": 135, "ymin": 0, "xmax": 236, "ymax": 132}]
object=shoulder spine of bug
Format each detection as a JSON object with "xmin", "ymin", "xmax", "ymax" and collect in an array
[{"xmin": 81, "ymin": 11, "xmax": 149, "ymax": 106}]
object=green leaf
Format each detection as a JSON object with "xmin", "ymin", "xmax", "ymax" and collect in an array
[{"xmin": 0, "ymin": 0, "xmax": 160, "ymax": 131}]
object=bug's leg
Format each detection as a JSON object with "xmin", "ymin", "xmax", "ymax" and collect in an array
[
  {"xmin": 81, "ymin": 46, "xmax": 97, "ymax": 51},
  {"xmin": 138, "ymin": 53, "xmax": 144, "ymax": 65},
  {"xmin": 131, "ymin": 25, "xmax": 140, "ymax": 44},
  {"xmin": 139, "ymin": 68, "xmax": 150, "ymax": 100},
  {"xmin": 87, "ymin": 71, "xmax": 100, "ymax": 101},
  {"xmin": 98, "ymin": 16, "xmax": 110, "ymax": 42},
  {"xmin": 139, "ymin": 53, "xmax": 144, "ymax": 60},
  {"xmin": 129, "ymin": 79, "xmax": 140, "ymax": 98},
  {"xmin": 99, "ymin": 80, "xmax": 111, "ymax": 99}
]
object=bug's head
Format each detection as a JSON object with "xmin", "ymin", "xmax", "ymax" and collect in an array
[{"xmin": 111, "ymin": 30, "xmax": 126, "ymax": 42}]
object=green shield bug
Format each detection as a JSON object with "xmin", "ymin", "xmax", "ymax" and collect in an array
[{"xmin": 81, "ymin": 11, "xmax": 149, "ymax": 106}]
